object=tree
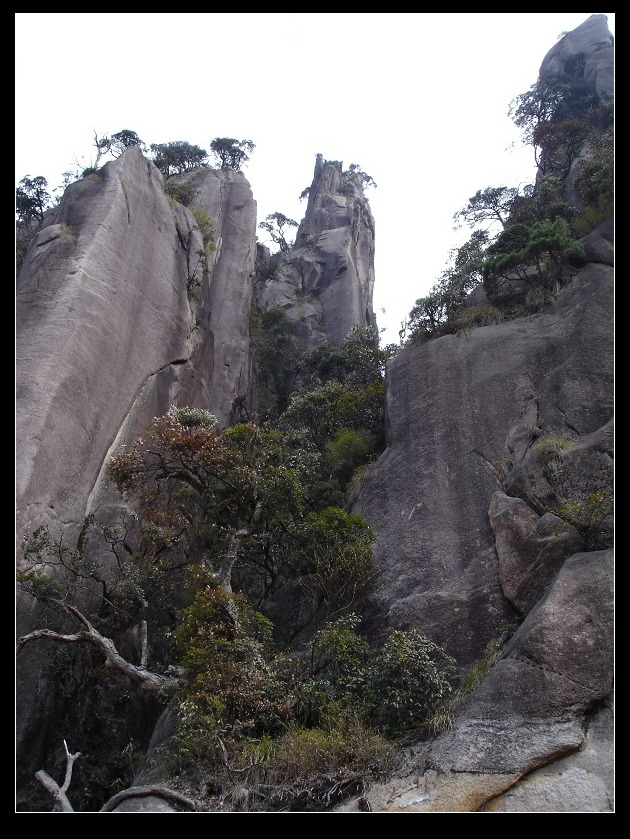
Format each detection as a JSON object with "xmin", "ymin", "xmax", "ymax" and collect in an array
[
  {"xmin": 453, "ymin": 186, "xmax": 522, "ymax": 233},
  {"xmin": 209, "ymin": 137, "xmax": 255, "ymax": 171},
  {"xmin": 289, "ymin": 507, "xmax": 375, "ymax": 614},
  {"xmin": 107, "ymin": 409, "xmax": 307, "ymax": 594},
  {"xmin": 406, "ymin": 290, "xmax": 449, "ymax": 345},
  {"xmin": 16, "ymin": 175, "xmax": 50, "ymax": 223},
  {"xmin": 363, "ymin": 629, "xmax": 456, "ymax": 735},
  {"xmin": 110, "ymin": 129, "xmax": 145, "ymax": 155},
  {"xmin": 258, "ymin": 212, "xmax": 298, "ymax": 252},
  {"xmin": 249, "ymin": 303, "xmax": 304, "ymax": 420},
  {"xmin": 295, "ymin": 614, "xmax": 456, "ymax": 736},
  {"xmin": 508, "ymin": 69, "xmax": 601, "ymax": 171},
  {"xmin": 149, "ymin": 141, "xmax": 209, "ymax": 176},
  {"xmin": 482, "ymin": 217, "xmax": 585, "ymax": 296},
  {"xmin": 405, "ymin": 230, "xmax": 490, "ymax": 345},
  {"xmin": 345, "ymin": 164, "xmax": 377, "ymax": 190},
  {"xmin": 506, "ymin": 174, "xmax": 575, "ymax": 228}
]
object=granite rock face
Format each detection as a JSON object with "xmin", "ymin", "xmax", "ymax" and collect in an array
[
  {"xmin": 539, "ymin": 13, "xmax": 614, "ymax": 100},
  {"xmin": 538, "ymin": 14, "xmax": 614, "ymax": 208},
  {"xmin": 16, "ymin": 149, "xmax": 196, "ymax": 549},
  {"xmin": 257, "ymin": 154, "xmax": 377, "ymax": 347},
  {"xmin": 335, "ymin": 550, "xmax": 613, "ymax": 813},
  {"xmin": 173, "ymin": 167, "xmax": 258, "ymax": 425},
  {"xmin": 354, "ymin": 241, "xmax": 613, "ymax": 666}
]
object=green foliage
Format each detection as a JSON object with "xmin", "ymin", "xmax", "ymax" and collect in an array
[
  {"xmin": 573, "ymin": 106, "xmax": 614, "ymax": 231},
  {"xmin": 453, "ymin": 186, "xmax": 520, "ymax": 232},
  {"xmin": 345, "ymin": 163, "xmax": 377, "ymax": 190},
  {"xmin": 170, "ymin": 406, "xmax": 217, "ymax": 428},
  {"xmin": 19, "ymin": 522, "xmax": 95, "ymax": 600},
  {"xmin": 296, "ymin": 615, "xmax": 456, "ymax": 738},
  {"xmin": 453, "ymin": 620, "xmax": 519, "ymax": 702},
  {"xmin": 553, "ymin": 488, "xmax": 614, "ymax": 550},
  {"xmin": 250, "ymin": 303, "xmax": 303, "ymax": 420},
  {"xmin": 363, "ymin": 629, "xmax": 456, "ymax": 736},
  {"xmin": 110, "ymin": 129, "xmax": 144, "ymax": 154},
  {"xmin": 108, "ymin": 413, "xmax": 307, "ymax": 598},
  {"xmin": 482, "ymin": 218, "xmax": 585, "ymax": 296},
  {"xmin": 405, "ymin": 230, "xmax": 490, "ymax": 344},
  {"xmin": 163, "ymin": 179, "xmax": 196, "ymax": 207},
  {"xmin": 505, "ymin": 175, "xmax": 574, "ymax": 228},
  {"xmin": 280, "ymin": 380, "xmax": 348, "ymax": 447},
  {"xmin": 194, "ymin": 719, "xmax": 394, "ymax": 812},
  {"xmin": 531, "ymin": 434, "xmax": 573, "ymax": 467},
  {"xmin": 453, "ymin": 305, "xmax": 504, "ymax": 332},
  {"xmin": 209, "ymin": 137, "xmax": 255, "ymax": 171},
  {"xmin": 258, "ymin": 212, "xmax": 299, "ymax": 253},
  {"xmin": 174, "ymin": 576, "xmax": 285, "ymax": 739},
  {"xmin": 291, "ymin": 508, "xmax": 375, "ymax": 613},
  {"xmin": 326, "ymin": 428, "xmax": 376, "ymax": 486},
  {"xmin": 301, "ymin": 326, "xmax": 392, "ymax": 388},
  {"xmin": 508, "ymin": 69, "xmax": 599, "ymax": 155},
  {"xmin": 254, "ymin": 721, "xmax": 393, "ymax": 809},
  {"xmin": 150, "ymin": 141, "xmax": 209, "ymax": 176},
  {"xmin": 16, "ymin": 175, "xmax": 50, "ymax": 223},
  {"xmin": 190, "ymin": 206, "xmax": 216, "ymax": 249}
]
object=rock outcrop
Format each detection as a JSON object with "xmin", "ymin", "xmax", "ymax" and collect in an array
[
  {"xmin": 257, "ymin": 154, "xmax": 377, "ymax": 347},
  {"xmin": 539, "ymin": 13, "xmax": 614, "ymax": 99}
]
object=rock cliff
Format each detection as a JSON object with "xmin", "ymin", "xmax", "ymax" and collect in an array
[
  {"xmin": 15, "ymin": 13, "xmax": 613, "ymax": 813},
  {"xmin": 257, "ymin": 153, "xmax": 377, "ymax": 347}
]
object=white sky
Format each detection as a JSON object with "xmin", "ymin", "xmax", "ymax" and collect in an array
[{"xmin": 15, "ymin": 12, "xmax": 614, "ymax": 345}]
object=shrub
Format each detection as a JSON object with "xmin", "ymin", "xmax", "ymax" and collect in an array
[
  {"xmin": 191, "ymin": 206, "xmax": 216, "ymax": 250},
  {"xmin": 554, "ymin": 488, "xmax": 614, "ymax": 550},
  {"xmin": 532, "ymin": 434, "xmax": 573, "ymax": 467},
  {"xmin": 326, "ymin": 427, "xmax": 376, "ymax": 486},
  {"xmin": 291, "ymin": 508, "xmax": 375, "ymax": 613},
  {"xmin": 363, "ymin": 629, "xmax": 456, "ymax": 736},
  {"xmin": 173, "ymin": 582, "xmax": 286, "ymax": 740},
  {"xmin": 164, "ymin": 179, "xmax": 196, "ymax": 207},
  {"xmin": 169, "ymin": 406, "xmax": 217, "ymax": 428}
]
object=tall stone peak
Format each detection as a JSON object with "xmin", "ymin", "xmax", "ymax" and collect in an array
[{"xmin": 256, "ymin": 155, "xmax": 377, "ymax": 348}]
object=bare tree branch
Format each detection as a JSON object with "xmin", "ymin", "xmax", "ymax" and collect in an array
[
  {"xmin": 34, "ymin": 741, "xmax": 81, "ymax": 812},
  {"xmin": 16, "ymin": 600, "xmax": 177, "ymax": 692}
]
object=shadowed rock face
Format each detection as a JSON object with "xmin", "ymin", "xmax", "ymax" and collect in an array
[
  {"xmin": 354, "ymin": 250, "xmax": 613, "ymax": 668},
  {"xmin": 258, "ymin": 154, "xmax": 377, "ymax": 347}
]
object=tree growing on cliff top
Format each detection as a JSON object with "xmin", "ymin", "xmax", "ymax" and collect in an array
[
  {"xmin": 149, "ymin": 141, "xmax": 209, "ymax": 176},
  {"xmin": 209, "ymin": 137, "xmax": 255, "ymax": 171}
]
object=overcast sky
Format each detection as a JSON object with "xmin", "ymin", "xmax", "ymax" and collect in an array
[{"xmin": 15, "ymin": 12, "xmax": 614, "ymax": 344}]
